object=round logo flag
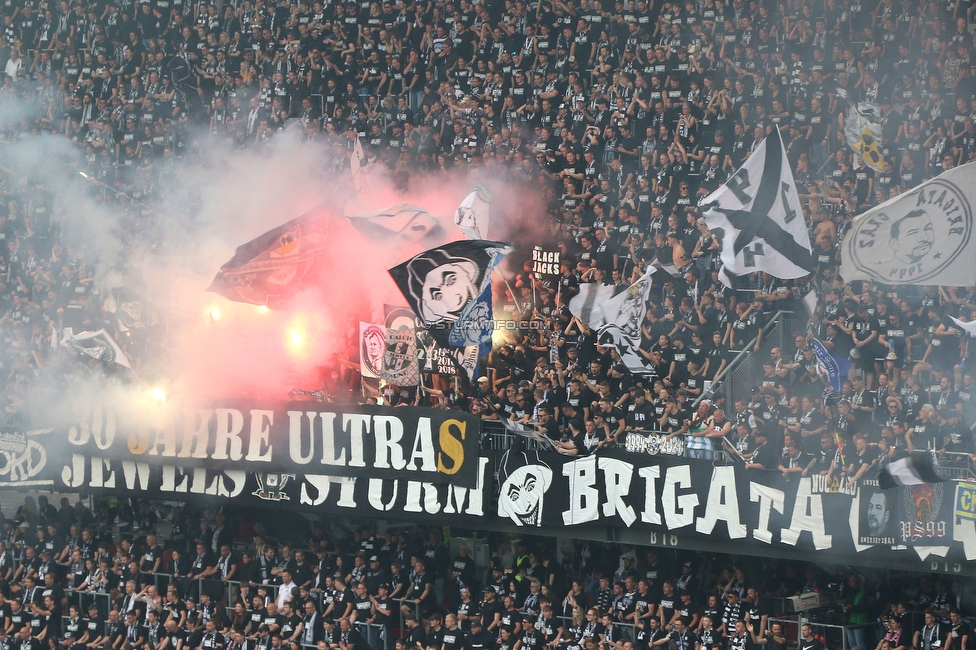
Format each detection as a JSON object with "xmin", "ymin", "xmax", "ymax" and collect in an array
[{"xmin": 841, "ymin": 163, "xmax": 976, "ymax": 286}]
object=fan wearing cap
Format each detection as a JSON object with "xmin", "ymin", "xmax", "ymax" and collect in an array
[
  {"xmin": 520, "ymin": 615, "xmax": 546, "ymax": 650},
  {"xmin": 465, "ymin": 619, "xmax": 493, "ymax": 650},
  {"xmin": 367, "ymin": 582, "xmax": 393, "ymax": 637},
  {"xmin": 480, "ymin": 584, "xmax": 502, "ymax": 636},
  {"xmin": 365, "ymin": 556, "xmax": 388, "ymax": 595}
]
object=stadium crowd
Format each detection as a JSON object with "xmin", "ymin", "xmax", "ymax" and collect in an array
[
  {"xmin": 0, "ymin": 497, "xmax": 974, "ymax": 650},
  {"xmin": 0, "ymin": 0, "xmax": 974, "ymax": 475},
  {"xmin": 2, "ymin": 0, "xmax": 976, "ymax": 648}
]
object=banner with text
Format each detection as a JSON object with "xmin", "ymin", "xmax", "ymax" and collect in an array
[
  {"xmin": 55, "ymin": 456, "xmax": 490, "ymax": 524},
  {"xmin": 54, "ymin": 400, "xmax": 482, "ymax": 488},
  {"xmin": 495, "ymin": 448, "xmax": 968, "ymax": 559}
]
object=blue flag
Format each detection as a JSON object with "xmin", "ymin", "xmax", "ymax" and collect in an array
[{"xmin": 812, "ymin": 338, "xmax": 851, "ymax": 392}]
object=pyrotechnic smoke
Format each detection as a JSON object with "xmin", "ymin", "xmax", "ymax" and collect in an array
[{"xmin": 0, "ymin": 106, "xmax": 550, "ymax": 410}]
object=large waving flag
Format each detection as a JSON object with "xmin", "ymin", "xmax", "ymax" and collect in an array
[
  {"xmin": 346, "ymin": 203, "xmax": 444, "ymax": 249},
  {"xmin": 812, "ymin": 337, "xmax": 851, "ymax": 392},
  {"xmin": 454, "ymin": 186, "xmax": 492, "ymax": 240},
  {"xmin": 60, "ymin": 328, "xmax": 131, "ymax": 369},
  {"xmin": 597, "ymin": 267, "xmax": 656, "ymax": 373},
  {"xmin": 207, "ymin": 211, "xmax": 331, "ymax": 308},
  {"xmin": 845, "ymin": 102, "xmax": 884, "ymax": 172},
  {"xmin": 840, "ymin": 163, "xmax": 976, "ymax": 286},
  {"xmin": 568, "ymin": 282, "xmax": 617, "ymax": 329},
  {"xmin": 703, "ymin": 129, "xmax": 815, "ymax": 285},
  {"xmin": 388, "ymin": 240, "xmax": 512, "ymax": 349}
]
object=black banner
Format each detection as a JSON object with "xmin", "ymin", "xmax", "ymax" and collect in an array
[
  {"xmin": 531, "ymin": 247, "xmax": 561, "ymax": 276},
  {"xmin": 55, "ymin": 455, "xmax": 489, "ymax": 524},
  {"xmin": 55, "ymin": 400, "xmax": 482, "ymax": 488},
  {"xmin": 897, "ymin": 482, "xmax": 953, "ymax": 545},
  {"xmin": 495, "ymin": 448, "xmax": 973, "ymax": 562}
]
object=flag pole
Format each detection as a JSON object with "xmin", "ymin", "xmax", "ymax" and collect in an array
[{"xmin": 494, "ymin": 269, "xmax": 523, "ymax": 319}]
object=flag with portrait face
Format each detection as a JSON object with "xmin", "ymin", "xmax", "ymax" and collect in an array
[
  {"xmin": 359, "ymin": 321, "xmax": 386, "ymax": 379},
  {"xmin": 388, "ymin": 240, "xmax": 512, "ymax": 349},
  {"xmin": 840, "ymin": 163, "xmax": 976, "ymax": 286},
  {"xmin": 454, "ymin": 186, "xmax": 492, "ymax": 240}
]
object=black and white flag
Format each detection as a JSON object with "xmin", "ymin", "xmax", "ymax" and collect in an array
[
  {"xmin": 703, "ymin": 129, "xmax": 815, "ymax": 285},
  {"xmin": 568, "ymin": 282, "xmax": 616, "ymax": 329},
  {"xmin": 840, "ymin": 163, "xmax": 976, "ymax": 286},
  {"xmin": 454, "ymin": 187, "xmax": 492, "ymax": 240},
  {"xmin": 60, "ymin": 328, "xmax": 131, "ymax": 369},
  {"xmin": 388, "ymin": 240, "xmax": 512, "ymax": 349},
  {"xmin": 879, "ymin": 451, "xmax": 947, "ymax": 490},
  {"xmin": 596, "ymin": 266, "xmax": 656, "ymax": 373}
]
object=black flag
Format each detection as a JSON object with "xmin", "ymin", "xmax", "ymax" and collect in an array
[
  {"xmin": 207, "ymin": 210, "xmax": 332, "ymax": 308},
  {"xmin": 388, "ymin": 239, "xmax": 512, "ymax": 348}
]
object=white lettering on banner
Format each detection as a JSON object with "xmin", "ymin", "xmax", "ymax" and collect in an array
[
  {"xmin": 66, "ymin": 401, "xmax": 474, "ymax": 483},
  {"xmin": 90, "ymin": 457, "xmax": 116, "ymax": 489},
  {"xmin": 299, "ymin": 475, "xmax": 356, "ymax": 506},
  {"xmin": 638, "ymin": 466, "xmax": 663, "ymax": 524},
  {"xmin": 373, "ymin": 416, "xmax": 406, "ymax": 469},
  {"xmin": 599, "ymin": 458, "xmax": 637, "ymax": 526},
  {"xmin": 288, "ymin": 411, "xmax": 316, "ymax": 464},
  {"xmin": 245, "ymin": 410, "xmax": 274, "ymax": 462},
  {"xmin": 663, "ymin": 465, "xmax": 698, "ymax": 529},
  {"xmin": 320, "ymin": 412, "xmax": 345, "ymax": 465},
  {"xmin": 368, "ymin": 478, "xmax": 398, "ymax": 510},
  {"xmin": 161, "ymin": 465, "xmax": 191, "ymax": 492},
  {"xmin": 695, "ymin": 467, "xmax": 746, "ymax": 538},
  {"xmin": 67, "ymin": 399, "xmax": 116, "ymax": 449},
  {"xmin": 443, "ymin": 458, "xmax": 488, "ymax": 516},
  {"xmin": 343, "ymin": 414, "xmax": 370, "ymax": 468},
  {"xmin": 61, "ymin": 454, "xmax": 246, "ymax": 497},
  {"xmin": 750, "ymin": 482, "xmax": 786, "ymax": 544},
  {"xmin": 212, "ymin": 409, "xmax": 245, "ymax": 461},
  {"xmin": 563, "ymin": 456, "xmax": 600, "ymax": 525},
  {"xmin": 404, "ymin": 481, "xmax": 442, "ymax": 513},
  {"xmin": 180, "ymin": 410, "xmax": 212, "ymax": 459},
  {"xmin": 406, "ymin": 418, "xmax": 436, "ymax": 471},
  {"xmin": 780, "ymin": 477, "xmax": 833, "ymax": 549},
  {"xmin": 122, "ymin": 462, "xmax": 151, "ymax": 490}
]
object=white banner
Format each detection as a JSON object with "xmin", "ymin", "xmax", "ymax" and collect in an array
[{"xmin": 840, "ymin": 163, "xmax": 976, "ymax": 285}]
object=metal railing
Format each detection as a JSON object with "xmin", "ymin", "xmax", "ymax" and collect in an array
[{"xmin": 697, "ymin": 310, "xmax": 801, "ymax": 411}]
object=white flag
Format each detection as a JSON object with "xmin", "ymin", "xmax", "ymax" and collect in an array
[
  {"xmin": 840, "ymin": 163, "xmax": 976, "ymax": 286},
  {"xmin": 703, "ymin": 129, "xmax": 815, "ymax": 281},
  {"xmin": 351, "ymin": 137, "xmax": 370, "ymax": 196},
  {"xmin": 359, "ymin": 321, "xmax": 386, "ymax": 379},
  {"xmin": 568, "ymin": 282, "xmax": 616, "ymax": 329},
  {"xmin": 845, "ymin": 102, "xmax": 885, "ymax": 172},
  {"xmin": 60, "ymin": 328, "xmax": 131, "ymax": 369},
  {"xmin": 454, "ymin": 186, "xmax": 492, "ymax": 240},
  {"xmin": 951, "ymin": 316, "xmax": 976, "ymax": 338},
  {"xmin": 596, "ymin": 266, "xmax": 656, "ymax": 373}
]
